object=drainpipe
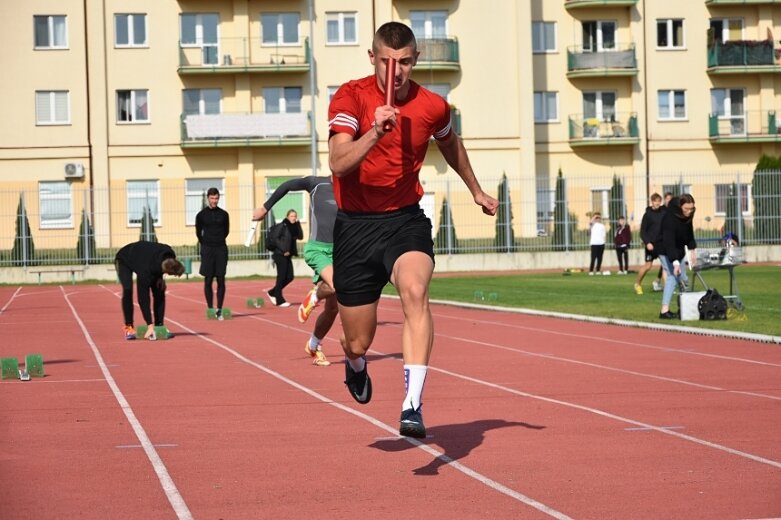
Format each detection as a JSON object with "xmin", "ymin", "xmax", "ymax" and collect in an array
[
  {"xmin": 641, "ymin": 0, "xmax": 650, "ymax": 198},
  {"xmin": 309, "ymin": 0, "xmax": 317, "ymax": 176},
  {"xmin": 83, "ymin": 0, "xmax": 95, "ymax": 222}
]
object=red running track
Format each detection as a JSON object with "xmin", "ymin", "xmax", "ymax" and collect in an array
[{"xmin": 0, "ymin": 280, "xmax": 779, "ymax": 519}]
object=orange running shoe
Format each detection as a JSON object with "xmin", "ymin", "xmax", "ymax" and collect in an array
[
  {"xmin": 123, "ymin": 325, "xmax": 136, "ymax": 340},
  {"xmin": 305, "ymin": 342, "xmax": 331, "ymax": 366},
  {"xmin": 297, "ymin": 287, "xmax": 318, "ymax": 323}
]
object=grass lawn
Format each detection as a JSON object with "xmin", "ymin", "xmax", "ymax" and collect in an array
[{"xmin": 385, "ymin": 265, "xmax": 781, "ymax": 339}]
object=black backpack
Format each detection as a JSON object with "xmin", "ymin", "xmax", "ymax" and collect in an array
[
  {"xmin": 698, "ymin": 289, "xmax": 728, "ymax": 320},
  {"xmin": 266, "ymin": 223, "xmax": 283, "ymax": 252}
]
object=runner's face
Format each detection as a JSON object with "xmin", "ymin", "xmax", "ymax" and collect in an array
[
  {"xmin": 208, "ymin": 194, "xmax": 220, "ymax": 209},
  {"xmin": 370, "ymin": 43, "xmax": 418, "ymax": 99}
]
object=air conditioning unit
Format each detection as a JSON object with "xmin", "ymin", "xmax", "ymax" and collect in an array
[{"xmin": 64, "ymin": 163, "xmax": 85, "ymax": 179}]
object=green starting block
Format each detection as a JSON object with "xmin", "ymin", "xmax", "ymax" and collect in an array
[
  {"xmin": 246, "ymin": 297, "xmax": 265, "ymax": 308},
  {"xmin": 136, "ymin": 325, "xmax": 171, "ymax": 340},
  {"xmin": 1, "ymin": 357, "xmax": 20, "ymax": 380},
  {"xmin": 206, "ymin": 308, "xmax": 233, "ymax": 320},
  {"xmin": 25, "ymin": 354, "xmax": 44, "ymax": 377},
  {"xmin": 487, "ymin": 292, "xmax": 498, "ymax": 301},
  {"xmin": 473, "ymin": 290, "xmax": 484, "ymax": 301}
]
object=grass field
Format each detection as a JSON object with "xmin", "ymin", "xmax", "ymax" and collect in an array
[{"xmin": 385, "ymin": 265, "xmax": 781, "ymax": 339}]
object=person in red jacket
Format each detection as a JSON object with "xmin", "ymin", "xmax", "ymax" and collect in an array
[
  {"xmin": 613, "ymin": 215, "xmax": 632, "ymax": 274},
  {"xmin": 328, "ymin": 21, "xmax": 498, "ymax": 438}
]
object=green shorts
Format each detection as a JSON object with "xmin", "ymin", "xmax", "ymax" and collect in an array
[{"xmin": 303, "ymin": 240, "xmax": 334, "ymax": 284}]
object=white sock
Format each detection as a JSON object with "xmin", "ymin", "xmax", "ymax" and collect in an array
[
  {"xmin": 402, "ymin": 365, "xmax": 428, "ymax": 411},
  {"xmin": 347, "ymin": 356, "xmax": 365, "ymax": 373},
  {"xmin": 308, "ymin": 335, "xmax": 321, "ymax": 349}
]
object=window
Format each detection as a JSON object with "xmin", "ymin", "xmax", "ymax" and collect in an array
[
  {"xmin": 715, "ymin": 184, "xmax": 751, "ymax": 215},
  {"xmin": 582, "ymin": 20, "xmax": 616, "ymax": 52},
  {"xmin": 127, "ymin": 181, "xmax": 160, "ymax": 226},
  {"xmin": 115, "ymin": 14, "xmax": 147, "ymax": 47},
  {"xmin": 35, "ymin": 91, "xmax": 70, "ymax": 125},
  {"xmin": 180, "ymin": 13, "xmax": 219, "ymax": 65},
  {"xmin": 583, "ymin": 91, "xmax": 616, "ymax": 121},
  {"xmin": 662, "ymin": 183, "xmax": 692, "ymax": 198},
  {"xmin": 534, "ymin": 92, "xmax": 558, "ymax": 123},
  {"xmin": 709, "ymin": 18, "xmax": 743, "ymax": 43},
  {"xmin": 261, "ymin": 13, "xmax": 299, "ymax": 45},
  {"xmin": 424, "ymin": 83, "xmax": 451, "ymax": 101},
  {"xmin": 266, "ymin": 177, "xmax": 304, "ymax": 223},
  {"xmin": 327, "ymin": 86, "xmax": 340, "ymax": 102},
  {"xmin": 34, "ymin": 15, "xmax": 67, "ymax": 49},
  {"xmin": 263, "ymin": 87, "xmax": 302, "ymax": 113},
  {"xmin": 326, "ymin": 12, "xmax": 357, "ymax": 44},
  {"xmin": 657, "ymin": 19, "xmax": 684, "ymax": 49},
  {"xmin": 186, "ymin": 179, "xmax": 225, "ymax": 225},
  {"xmin": 410, "ymin": 10, "xmax": 448, "ymax": 39},
  {"xmin": 658, "ymin": 90, "xmax": 686, "ymax": 120},
  {"xmin": 117, "ymin": 90, "xmax": 149, "ymax": 123},
  {"xmin": 183, "ymin": 89, "xmax": 221, "ymax": 115},
  {"xmin": 711, "ymin": 88, "xmax": 745, "ymax": 136},
  {"xmin": 39, "ymin": 181, "xmax": 72, "ymax": 229},
  {"xmin": 536, "ymin": 187, "xmax": 554, "ymax": 223},
  {"xmin": 532, "ymin": 22, "xmax": 556, "ymax": 53},
  {"xmin": 591, "ymin": 188, "xmax": 610, "ymax": 219}
]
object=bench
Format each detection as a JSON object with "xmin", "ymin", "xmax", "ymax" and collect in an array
[{"xmin": 29, "ymin": 267, "xmax": 86, "ymax": 285}]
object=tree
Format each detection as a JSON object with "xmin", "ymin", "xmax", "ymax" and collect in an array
[
  {"xmin": 11, "ymin": 194, "xmax": 35, "ymax": 266},
  {"xmin": 434, "ymin": 196, "xmax": 459, "ymax": 254},
  {"xmin": 76, "ymin": 208, "xmax": 97, "ymax": 264},
  {"xmin": 753, "ymin": 155, "xmax": 781, "ymax": 244},
  {"xmin": 609, "ymin": 175, "xmax": 625, "ymax": 228},
  {"xmin": 139, "ymin": 204, "xmax": 158, "ymax": 242},
  {"xmin": 494, "ymin": 173, "xmax": 514, "ymax": 252},
  {"xmin": 723, "ymin": 183, "xmax": 741, "ymax": 241},
  {"xmin": 552, "ymin": 169, "xmax": 571, "ymax": 251}
]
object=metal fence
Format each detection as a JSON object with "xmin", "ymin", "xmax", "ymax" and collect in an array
[{"xmin": 2, "ymin": 170, "xmax": 780, "ymax": 267}]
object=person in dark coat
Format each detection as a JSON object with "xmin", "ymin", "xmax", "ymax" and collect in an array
[
  {"xmin": 195, "ymin": 187, "xmax": 230, "ymax": 319},
  {"xmin": 115, "ymin": 241, "xmax": 185, "ymax": 339},
  {"xmin": 613, "ymin": 215, "xmax": 631, "ymax": 274},
  {"xmin": 266, "ymin": 209, "xmax": 303, "ymax": 307},
  {"xmin": 633, "ymin": 193, "xmax": 666, "ymax": 294},
  {"xmin": 657, "ymin": 193, "xmax": 698, "ymax": 319}
]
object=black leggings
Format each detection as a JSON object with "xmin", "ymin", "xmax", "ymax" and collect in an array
[
  {"xmin": 589, "ymin": 245, "xmax": 605, "ymax": 272},
  {"xmin": 117, "ymin": 261, "xmax": 165, "ymax": 326},
  {"xmin": 615, "ymin": 247, "xmax": 628, "ymax": 271},
  {"xmin": 204, "ymin": 275, "xmax": 226, "ymax": 309},
  {"xmin": 270, "ymin": 253, "xmax": 294, "ymax": 304}
]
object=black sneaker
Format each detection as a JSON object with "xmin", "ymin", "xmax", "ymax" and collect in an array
[
  {"xmin": 344, "ymin": 360, "xmax": 372, "ymax": 404},
  {"xmin": 399, "ymin": 407, "xmax": 426, "ymax": 438},
  {"xmin": 659, "ymin": 311, "xmax": 678, "ymax": 319}
]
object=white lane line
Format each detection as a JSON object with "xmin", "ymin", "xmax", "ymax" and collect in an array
[
  {"xmin": 117, "ymin": 444, "xmax": 178, "ymax": 449},
  {"xmin": 0, "ymin": 286, "xmax": 22, "ymax": 316},
  {"xmin": 61, "ymin": 287, "xmax": 193, "ymax": 520},
  {"xmin": 160, "ymin": 313, "xmax": 573, "ymax": 520},
  {"xmin": 625, "ymin": 426, "xmax": 685, "ymax": 432}
]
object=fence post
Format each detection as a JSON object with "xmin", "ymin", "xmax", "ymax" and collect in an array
[
  {"xmin": 21, "ymin": 192, "xmax": 29, "ymax": 267},
  {"xmin": 503, "ymin": 176, "xmax": 512, "ymax": 253},
  {"xmin": 563, "ymin": 177, "xmax": 570, "ymax": 251},
  {"xmin": 446, "ymin": 178, "xmax": 453, "ymax": 253},
  {"xmin": 736, "ymin": 173, "xmax": 744, "ymax": 242}
]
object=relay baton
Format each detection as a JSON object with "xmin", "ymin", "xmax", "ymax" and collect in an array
[
  {"xmin": 383, "ymin": 57, "xmax": 397, "ymax": 132},
  {"xmin": 244, "ymin": 221, "xmax": 258, "ymax": 247}
]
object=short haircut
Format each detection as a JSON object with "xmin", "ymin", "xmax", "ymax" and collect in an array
[
  {"xmin": 373, "ymin": 21, "xmax": 416, "ymax": 52},
  {"xmin": 650, "ymin": 193, "xmax": 662, "ymax": 202},
  {"xmin": 207, "ymin": 187, "xmax": 220, "ymax": 197},
  {"xmin": 162, "ymin": 258, "xmax": 185, "ymax": 276}
]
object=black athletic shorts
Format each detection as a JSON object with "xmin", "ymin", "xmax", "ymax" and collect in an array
[
  {"xmin": 334, "ymin": 204, "xmax": 434, "ymax": 307},
  {"xmin": 199, "ymin": 244, "xmax": 228, "ymax": 277},
  {"xmin": 644, "ymin": 246, "xmax": 659, "ymax": 263}
]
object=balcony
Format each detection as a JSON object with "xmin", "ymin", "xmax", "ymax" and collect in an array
[
  {"xmin": 416, "ymin": 38, "xmax": 460, "ymax": 71},
  {"xmin": 567, "ymin": 44, "xmax": 638, "ymax": 78},
  {"xmin": 707, "ymin": 39, "xmax": 781, "ymax": 74},
  {"xmin": 568, "ymin": 112, "xmax": 639, "ymax": 147},
  {"xmin": 180, "ymin": 112, "xmax": 311, "ymax": 148},
  {"xmin": 565, "ymin": 0, "xmax": 638, "ymax": 10},
  {"xmin": 708, "ymin": 110, "xmax": 781, "ymax": 143},
  {"xmin": 178, "ymin": 37, "xmax": 310, "ymax": 74},
  {"xmin": 706, "ymin": 0, "xmax": 781, "ymax": 5}
]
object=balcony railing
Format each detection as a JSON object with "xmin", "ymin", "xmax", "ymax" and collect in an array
[
  {"xmin": 567, "ymin": 44, "xmax": 638, "ymax": 77},
  {"xmin": 706, "ymin": 0, "xmax": 781, "ymax": 5},
  {"xmin": 178, "ymin": 37, "xmax": 310, "ymax": 74},
  {"xmin": 568, "ymin": 112, "xmax": 639, "ymax": 146},
  {"xmin": 708, "ymin": 110, "xmax": 781, "ymax": 142},
  {"xmin": 180, "ymin": 111, "xmax": 311, "ymax": 148},
  {"xmin": 707, "ymin": 39, "xmax": 780, "ymax": 73},
  {"xmin": 565, "ymin": 0, "xmax": 638, "ymax": 9},
  {"xmin": 416, "ymin": 38, "xmax": 460, "ymax": 71}
]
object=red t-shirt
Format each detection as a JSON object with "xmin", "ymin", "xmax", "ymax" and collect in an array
[{"xmin": 328, "ymin": 75, "xmax": 452, "ymax": 212}]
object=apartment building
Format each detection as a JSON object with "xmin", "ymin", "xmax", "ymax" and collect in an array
[{"xmin": 0, "ymin": 0, "xmax": 778, "ymax": 256}]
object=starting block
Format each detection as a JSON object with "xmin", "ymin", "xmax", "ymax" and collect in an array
[
  {"xmin": 136, "ymin": 325, "xmax": 172, "ymax": 341},
  {"xmin": 207, "ymin": 308, "xmax": 233, "ymax": 320},
  {"xmin": 473, "ymin": 290, "xmax": 484, "ymax": 301},
  {"xmin": 2, "ymin": 357, "xmax": 20, "ymax": 380},
  {"xmin": 1, "ymin": 354, "xmax": 44, "ymax": 380},
  {"xmin": 246, "ymin": 297, "xmax": 265, "ymax": 308},
  {"xmin": 25, "ymin": 354, "xmax": 44, "ymax": 377},
  {"xmin": 487, "ymin": 292, "xmax": 498, "ymax": 301}
]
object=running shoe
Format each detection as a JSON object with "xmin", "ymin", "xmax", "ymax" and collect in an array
[
  {"xmin": 216, "ymin": 308, "xmax": 224, "ymax": 321},
  {"xmin": 652, "ymin": 279, "xmax": 663, "ymax": 292},
  {"xmin": 634, "ymin": 283, "xmax": 643, "ymax": 295},
  {"xmin": 278, "ymin": 302, "xmax": 291, "ymax": 308},
  {"xmin": 123, "ymin": 325, "xmax": 136, "ymax": 340},
  {"xmin": 344, "ymin": 359, "xmax": 372, "ymax": 404},
  {"xmin": 266, "ymin": 289, "xmax": 277, "ymax": 306},
  {"xmin": 658, "ymin": 311, "xmax": 679, "ymax": 320},
  {"xmin": 298, "ymin": 287, "xmax": 318, "ymax": 323},
  {"xmin": 305, "ymin": 343, "xmax": 331, "ymax": 367},
  {"xmin": 399, "ymin": 406, "xmax": 426, "ymax": 439}
]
